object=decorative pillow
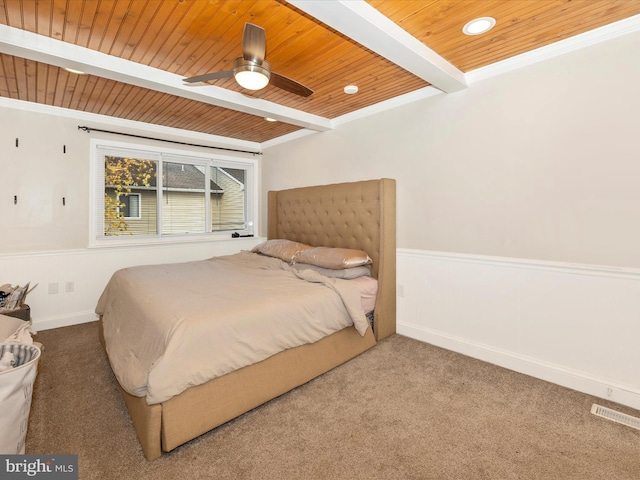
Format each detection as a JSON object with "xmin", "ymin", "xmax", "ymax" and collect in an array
[
  {"xmin": 292, "ymin": 263, "xmax": 371, "ymax": 279},
  {"xmin": 295, "ymin": 246, "xmax": 372, "ymax": 270},
  {"xmin": 251, "ymin": 239, "xmax": 312, "ymax": 263}
]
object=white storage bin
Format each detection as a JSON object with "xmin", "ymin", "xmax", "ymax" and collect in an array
[{"xmin": 0, "ymin": 343, "xmax": 41, "ymax": 454}]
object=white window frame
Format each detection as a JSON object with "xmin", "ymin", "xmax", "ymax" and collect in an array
[{"xmin": 90, "ymin": 138, "xmax": 259, "ymax": 248}]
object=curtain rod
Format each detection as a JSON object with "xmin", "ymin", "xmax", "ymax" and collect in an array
[{"xmin": 77, "ymin": 126, "xmax": 262, "ymax": 156}]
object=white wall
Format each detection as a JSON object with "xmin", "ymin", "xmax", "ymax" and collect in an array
[
  {"xmin": 262, "ymin": 30, "xmax": 640, "ymax": 269},
  {"xmin": 0, "ymin": 103, "xmax": 262, "ymax": 329},
  {"xmin": 261, "ymin": 30, "xmax": 640, "ymax": 409}
]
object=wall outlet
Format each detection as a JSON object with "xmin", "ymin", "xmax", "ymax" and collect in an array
[
  {"xmin": 65, "ymin": 281, "xmax": 74, "ymax": 293},
  {"xmin": 397, "ymin": 284, "xmax": 405, "ymax": 297},
  {"xmin": 48, "ymin": 282, "xmax": 59, "ymax": 295}
]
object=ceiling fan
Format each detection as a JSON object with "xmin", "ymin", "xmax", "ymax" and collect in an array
[{"xmin": 183, "ymin": 23, "xmax": 313, "ymax": 97}]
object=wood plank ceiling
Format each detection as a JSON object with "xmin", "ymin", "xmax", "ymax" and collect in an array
[{"xmin": 1, "ymin": 0, "xmax": 639, "ymax": 145}]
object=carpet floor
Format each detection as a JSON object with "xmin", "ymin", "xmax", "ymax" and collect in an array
[{"xmin": 26, "ymin": 321, "xmax": 640, "ymax": 479}]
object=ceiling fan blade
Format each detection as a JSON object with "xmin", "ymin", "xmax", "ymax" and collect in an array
[
  {"xmin": 270, "ymin": 72, "xmax": 314, "ymax": 97},
  {"xmin": 242, "ymin": 23, "xmax": 266, "ymax": 63},
  {"xmin": 183, "ymin": 70, "xmax": 234, "ymax": 83}
]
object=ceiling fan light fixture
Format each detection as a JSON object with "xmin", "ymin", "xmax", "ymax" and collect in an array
[
  {"xmin": 233, "ymin": 57, "xmax": 271, "ymax": 90},
  {"xmin": 463, "ymin": 17, "xmax": 496, "ymax": 36}
]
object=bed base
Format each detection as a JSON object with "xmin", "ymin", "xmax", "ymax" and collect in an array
[{"xmin": 101, "ymin": 320, "xmax": 375, "ymax": 460}]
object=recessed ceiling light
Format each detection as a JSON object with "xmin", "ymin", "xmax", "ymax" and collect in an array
[
  {"xmin": 265, "ymin": 117, "xmax": 277, "ymax": 122},
  {"xmin": 64, "ymin": 67, "xmax": 86, "ymax": 75},
  {"xmin": 344, "ymin": 85, "xmax": 358, "ymax": 95},
  {"xmin": 462, "ymin": 17, "xmax": 496, "ymax": 36}
]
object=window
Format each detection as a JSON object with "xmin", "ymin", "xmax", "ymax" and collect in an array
[
  {"xmin": 91, "ymin": 139, "xmax": 258, "ymax": 246},
  {"xmin": 119, "ymin": 193, "xmax": 141, "ymax": 219}
]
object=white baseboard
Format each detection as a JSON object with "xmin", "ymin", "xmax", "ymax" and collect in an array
[
  {"xmin": 398, "ymin": 322, "xmax": 640, "ymax": 411},
  {"xmin": 396, "ymin": 249, "xmax": 640, "ymax": 412},
  {"xmin": 33, "ymin": 311, "xmax": 98, "ymax": 332}
]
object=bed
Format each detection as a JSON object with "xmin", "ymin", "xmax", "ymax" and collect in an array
[{"xmin": 96, "ymin": 178, "xmax": 396, "ymax": 460}]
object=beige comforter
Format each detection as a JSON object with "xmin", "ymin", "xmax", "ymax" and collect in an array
[{"xmin": 96, "ymin": 251, "xmax": 369, "ymax": 405}]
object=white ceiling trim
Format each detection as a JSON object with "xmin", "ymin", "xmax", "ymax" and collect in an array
[
  {"xmin": 287, "ymin": 0, "xmax": 468, "ymax": 93},
  {"xmin": 0, "ymin": 24, "xmax": 332, "ymax": 132}
]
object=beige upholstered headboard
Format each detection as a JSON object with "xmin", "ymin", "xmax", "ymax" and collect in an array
[{"xmin": 267, "ymin": 179, "xmax": 396, "ymax": 341}]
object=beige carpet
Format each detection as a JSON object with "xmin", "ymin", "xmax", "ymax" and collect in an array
[{"xmin": 26, "ymin": 322, "xmax": 640, "ymax": 479}]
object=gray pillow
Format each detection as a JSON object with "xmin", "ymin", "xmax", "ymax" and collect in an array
[{"xmin": 292, "ymin": 263, "xmax": 371, "ymax": 279}]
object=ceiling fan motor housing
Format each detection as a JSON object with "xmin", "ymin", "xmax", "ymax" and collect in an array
[{"xmin": 233, "ymin": 57, "xmax": 271, "ymax": 90}]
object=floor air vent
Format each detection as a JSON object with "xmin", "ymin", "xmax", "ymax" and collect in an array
[{"xmin": 591, "ymin": 404, "xmax": 640, "ymax": 430}]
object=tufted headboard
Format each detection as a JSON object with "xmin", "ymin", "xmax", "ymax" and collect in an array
[{"xmin": 267, "ymin": 179, "xmax": 396, "ymax": 341}]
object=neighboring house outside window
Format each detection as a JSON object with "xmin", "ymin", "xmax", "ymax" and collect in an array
[
  {"xmin": 119, "ymin": 193, "xmax": 141, "ymax": 219},
  {"xmin": 92, "ymin": 139, "xmax": 257, "ymax": 246}
]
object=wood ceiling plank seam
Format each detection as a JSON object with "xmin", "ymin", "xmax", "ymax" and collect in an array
[
  {"xmin": 142, "ymin": 0, "xmax": 213, "ymax": 71},
  {"xmin": 0, "ymin": 54, "xmax": 16, "ymax": 97},
  {"xmin": 230, "ymin": 0, "xmax": 275, "ymax": 36},
  {"xmin": 33, "ymin": 0, "xmax": 53, "ymax": 36},
  {"xmin": 84, "ymin": 74, "xmax": 113, "ymax": 112},
  {"xmin": 119, "ymin": 0, "xmax": 178, "ymax": 64},
  {"xmin": 137, "ymin": 90, "xmax": 182, "ymax": 123},
  {"xmin": 85, "ymin": 0, "xmax": 121, "ymax": 52},
  {"xmin": 93, "ymin": 77, "xmax": 119, "ymax": 116},
  {"xmin": 106, "ymin": 0, "xmax": 154, "ymax": 58},
  {"xmin": 3, "ymin": 0, "xmax": 21, "ymax": 26},
  {"xmin": 174, "ymin": 7, "xmax": 249, "ymax": 80},
  {"xmin": 63, "ymin": 0, "xmax": 86, "ymax": 46},
  {"xmin": 126, "ymin": 90, "xmax": 159, "ymax": 124},
  {"xmin": 52, "ymin": 68, "xmax": 68, "ymax": 108},
  {"xmin": 258, "ymin": 10, "xmax": 325, "ymax": 63},
  {"xmin": 72, "ymin": 74, "xmax": 95, "ymax": 111},
  {"xmin": 49, "ymin": 0, "xmax": 67, "ymax": 41},
  {"xmin": 99, "ymin": 80, "xmax": 125, "ymax": 117},
  {"xmin": 20, "ymin": 0, "xmax": 36, "ymax": 32},
  {"xmin": 132, "ymin": 89, "xmax": 173, "ymax": 124},
  {"xmin": 150, "ymin": 95, "xmax": 195, "ymax": 127},
  {"xmin": 98, "ymin": 0, "xmax": 135, "ymax": 56},
  {"xmin": 103, "ymin": 82, "xmax": 137, "ymax": 117},
  {"xmin": 57, "ymin": 66, "xmax": 78, "ymax": 108},
  {"xmin": 0, "ymin": 1, "xmax": 8, "ymax": 24},
  {"xmin": 14, "ymin": 56, "xmax": 32, "ymax": 103},
  {"xmin": 73, "ymin": 0, "xmax": 101, "ymax": 48},
  {"xmin": 110, "ymin": 79, "xmax": 150, "ymax": 121},
  {"xmin": 60, "ymin": 65, "xmax": 80, "ymax": 109},
  {"xmin": 76, "ymin": 72, "xmax": 100, "ymax": 112},
  {"xmin": 159, "ymin": 0, "xmax": 253, "ymax": 75},
  {"xmin": 35, "ymin": 60, "xmax": 48, "ymax": 104}
]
